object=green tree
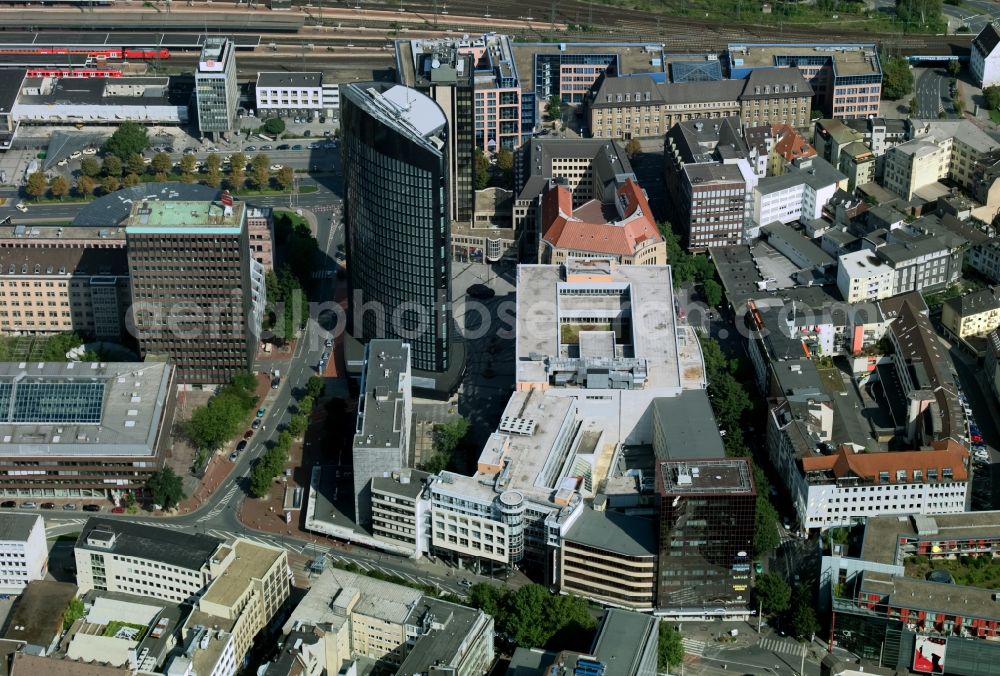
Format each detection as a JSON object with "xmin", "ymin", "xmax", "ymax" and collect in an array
[
  {"xmin": 881, "ymin": 55, "xmax": 914, "ymax": 100},
  {"xmin": 249, "ymin": 464, "xmax": 273, "ymax": 498},
  {"xmin": 657, "ymin": 623, "xmax": 684, "ymax": 670},
  {"xmin": 103, "ymin": 121, "xmax": 149, "ymax": 159},
  {"xmin": 496, "ymin": 148, "xmax": 514, "ymax": 172},
  {"xmin": 625, "ymin": 137, "xmax": 642, "ymax": 158},
  {"xmin": 101, "ymin": 175, "xmax": 120, "ymax": 194},
  {"xmin": 985, "ymin": 85, "xmax": 1000, "ymax": 111},
  {"xmin": 41, "ymin": 332, "xmax": 84, "ymax": 361},
  {"xmin": 205, "ymin": 152, "xmax": 222, "ymax": 174},
  {"xmin": 49, "ymin": 175, "xmax": 69, "ymax": 200},
  {"xmin": 146, "ymin": 466, "xmax": 185, "ymax": 510},
  {"xmin": 306, "ymin": 375, "xmax": 324, "ymax": 399},
  {"xmin": 25, "ymin": 170, "xmax": 47, "ymax": 199},
  {"xmin": 703, "ymin": 279, "xmax": 723, "ymax": 307},
  {"xmin": 63, "ymin": 597, "xmax": 85, "ymax": 630},
  {"xmin": 231, "ymin": 371, "xmax": 258, "ymax": 394},
  {"xmin": 791, "ymin": 591, "xmax": 821, "ymax": 640},
  {"xmin": 297, "ymin": 395, "xmax": 314, "ymax": 416},
  {"xmin": 276, "ymin": 165, "xmax": 294, "ymax": 190},
  {"xmin": 151, "ymin": 152, "xmax": 172, "ymax": 175},
  {"xmin": 80, "ymin": 157, "xmax": 101, "ymax": 178},
  {"xmin": 251, "ymin": 154, "xmax": 271, "ymax": 189},
  {"xmin": 468, "ymin": 583, "xmax": 505, "ymax": 618},
  {"xmin": 751, "ymin": 572, "xmax": 792, "ymax": 615},
  {"xmin": 127, "ymin": 153, "xmax": 146, "ymax": 176},
  {"xmin": 754, "ymin": 497, "xmax": 781, "ymax": 555},
  {"xmin": 288, "ymin": 413, "xmax": 308, "ymax": 437},
  {"xmin": 123, "ymin": 492, "xmax": 137, "ymax": 510},
  {"xmin": 205, "ymin": 153, "xmax": 223, "ymax": 188},
  {"xmin": 545, "ymin": 94, "xmax": 562, "ymax": 122},
  {"xmin": 102, "ymin": 154, "xmax": 123, "ymax": 178},
  {"xmin": 179, "ymin": 154, "xmax": 197, "ymax": 176},
  {"xmin": 263, "ymin": 117, "xmax": 286, "ymax": 136},
  {"xmin": 228, "ymin": 152, "xmax": 247, "ymax": 191},
  {"xmin": 123, "ymin": 172, "xmax": 141, "ymax": 188},
  {"xmin": 948, "ymin": 59, "xmax": 961, "ymax": 77},
  {"xmin": 76, "ymin": 175, "xmax": 96, "ymax": 197},
  {"xmin": 895, "ymin": 0, "xmax": 943, "ymax": 27},
  {"xmin": 473, "ymin": 148, "xmax": 490, "ymax": 190}
]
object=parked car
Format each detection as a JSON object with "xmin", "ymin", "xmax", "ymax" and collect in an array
[
  {"xmin": 270, "ymin": 164, "xmax": 284, "ymax": 171},
  {"xmin": 14, "ymin": 202, "xmax": 28, "ymax": 213},
  {"xmin": 236, "ymin": 440, "xmax": 248, "ymax": 453},
  {"xmin": 325, "ymin": 337, "xmax": 333, "ymax": 348},
  {"xmin": 82, "ymin": 504, "xmax": 101, "ymax": 512},
  {"xmin": 271, "ymin": 376, "xmax": 281, "ymax": 389},
  {"xmin": 246, "ymin": 145, "xmax": 257, "ymax": 152},
  {"xmin": 40, "ymin": 502, "xmax": 55, "ymax": 509},
  {"xmin": 20, "ymin": 502, "xmax": 36, "ymax": 509},
  {"xmin": 229, "ymin": 450, "xmax": 240, "ymax": 462},
  {"xmin": 82, "ymin": 147, "xmax": 97, "ymax": 155},
  {"xmin": 62, "ymin": 503, "xmax": 77, "ymax": 510},
  {"xmin": 244, "ymin": 429, "xmax": 253, "ymax": 440},
  {"xmin": 256, "ymin": 407, "xmax": 267, "ymax": 418},
  {"xmin": 277, "ymin": 144, "xmax": 290, "ymax": 150},
  {"xmin": 754, "ymin": 561, "xmax": 764, "ymax": 574},
  {"xmin": 261, "ymin": 145, "xmax": 273, "ymax": 151},
  {"xmin": 972, "ymin": 433, "xmax": 984, "ymax": 444},
  {"xmin": 111, "ymin": 506, "xmax": 125, "ymax": 514},
  {"xmin": 292, "ymin": 144, "xmax": 303, "ymax": 151},
  {"xmin": 0, "ymin": 501, "xmax": 14, "ymax": 508},
  {"xmin": 252, "ymin": 418, "xmax": 262, "ymax": 430}
]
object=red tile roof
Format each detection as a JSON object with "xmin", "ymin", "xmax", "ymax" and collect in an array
[
  {"xmin": 540, "ymin": 178, "xmax": 661, "ymax": 257},
  {"xmin": 772, "ymin": 123, "xmax": 816, "ymax": 163},
  {"xmin": 800, "ymin": 440, "xmax": 969, "ymax": 483}
]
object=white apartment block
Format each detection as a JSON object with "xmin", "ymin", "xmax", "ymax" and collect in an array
[
  {"xmin": 837, "ymin": 250, "xmax": 895, "ymax": 303},
  {"xmin": 74, "ymin": 518, "xmax": 228, "ymax": 603},
  {"xmin": 370, "ymin": 469, "xmax": 431, "ymax": 559},
  {"xmin": 752, "ymin": 157, "xmax": 843, "ymax": 230},
  {"xmin": 796, "ymin": 442, "xmax": 970, "ymax": 530},
  {"xmin": 971, "ymin": 23, "xmax": 1000, "ymax": 88},
  {"xmin": 0, "ymin": 514, "xmax": 47, "ymax": 595},
  {"xmin": 255, "ymin": 72, "xmax": 323, "ymax": 116}
]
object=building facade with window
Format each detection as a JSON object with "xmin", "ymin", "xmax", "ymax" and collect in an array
[
  {"xmin": 0, "ymin": 514, "xmax": 47, "ymax": 595},
  {"xmin": 341, "ymin": 83, "xmax": 453, "ymax": 380},
  {"xmin": 195, "ymin": 38, "xmax": 238, "ymax": 138},
  {"xmin": 124, "ymin": 198, "xmax": 265, "ymax": 385},
  {"xmin": 255, "ymin": 72, "xmax": 323, "ymax": 117}
]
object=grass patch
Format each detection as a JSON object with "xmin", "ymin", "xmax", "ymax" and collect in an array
[
  {"xmin": 560, "ymin": 322, "xmax": 611, "ymax": 344},
  {"xmin": 103, "ymin": 620, "xmax": 147, "ymax": 641},
  {"xmin": 906, "ymin": 556, "xmax": 1000, "ymax": 589},
  {"xmin": 990, "ymin": 108, "xmax": 1000, "ymax": 125}
]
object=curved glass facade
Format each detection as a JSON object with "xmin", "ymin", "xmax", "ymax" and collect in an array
[{"xmin": 341, "ymin": 83, "xmax": 452, "ymax": 373}]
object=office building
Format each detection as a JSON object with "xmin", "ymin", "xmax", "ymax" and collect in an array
[
  {"xmin": 751, "ymin": 156, "xmax": 845, "ymax": 233},
  {"xmin": 191, "ymin": 539, "xmax": 290, "ymax": 672},
  {"xmin": 195, "ymin": 38, "xmax": 238, "ymax": 139},
  {"xmin": 124, "ymin": 197, "xmax": 265, "ymax": 385},
  {"xmin": 513, "ymin": 138, "xmax": 634, "ymax": 253},
  {"xmin": 246, "ymin": 206, "xmax": 275, "ymax": 271},
  {"xmin": 537, "ymin": 175, "xmax": 664, "ymax": 264},
  {"xmin": 74, "ymin": 518, "xmax": 226, "ymax": 603},
  {"xmin": 341, "ymin": 83, "xmax": 455, "ymax": 386},
  {"xmin": 656, "ymin": 457, "xmax": 756, "ymax": 611},
  {"xmin": 0, "ymin": 362, "xmax": 176, "ymax": 499},
  {"xmin": 678, "ymin": 160, "xmax": 757, "ymax": 251},
  {"xmin": 971, "ymin": 22, "xmax": 1000, "ymax": 88},
  {"xmin": 395, "ymin": 38, "xmax": 475, "ymax": 222},
  {"xmin": 254, "ymin": 72, "xmax": 323, "ymax": 117},
  {"xmin": 370, "ymin": 468, "xmax": 430, "ymax": 559},
  {"xmin": 352, "ymin": 340, "xmax": 412, "ymax": 529},
  {"xmin": 822, "ymin": 512, "xmax": 1000, "ymax": 672},
  {"xmin": 942, "ymin": 287, "xmax": 1000, "ymax": 341},
  {"xmin": 0, "ymin": 225, "xmax": 130, "ymax": 339},
  {"xmin": 728, "ymin": 43, "xmax": 882, "ymax": 118},
  {"xmin": 0, "ymin": 514, "xmax": 47, "ymax": 595},
  {"xmin": 14, "ymin": 76, "xmax": 187, "ymax": 126},
  {"xmin": 835, "ymin": 214, "xmax": 968, "ymax": 303},
  {"xmin": 882, "ymin": 119, "xmax": 1000, "ymax": 201},
  {"xmin": 590, "ymin": 609, "xmax": 659, "ymax": 676},
  {"xmin": 558, "ymin": 506, "xmax": 658, "ymax": 611},
  {"xmin": 588, "ymin": 67, "xmax": 812, "ymax": 140},
  {"xmin": 283, "ymin": 568, "xmax": 494, "ymax": 675}
]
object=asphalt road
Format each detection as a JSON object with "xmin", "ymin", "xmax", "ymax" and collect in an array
[{"xmin": 914, "ymin": 68, "xmax": 953, "ymax": 119}]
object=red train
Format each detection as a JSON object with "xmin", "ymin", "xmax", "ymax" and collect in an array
[
  {"xmin": 0, "ymin": 47, "xmax": 169, "ymax": 60},
  {"xmin": 26, "ymin": 68, "xmax": 123, "ymax": 78}
]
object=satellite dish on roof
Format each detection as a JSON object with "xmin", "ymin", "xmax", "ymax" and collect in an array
[{"xmin": 431, "ymin": 58, "xmax": 441, "ymax": 69}]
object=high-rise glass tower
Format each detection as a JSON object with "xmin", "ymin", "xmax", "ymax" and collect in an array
[
  {"xmin": 341, "ymin": 82, "xmax": 452, "ymax": 377},
  {"xmin": 195, "ymin": 38, "xmax": 238, "ymax": 139}
]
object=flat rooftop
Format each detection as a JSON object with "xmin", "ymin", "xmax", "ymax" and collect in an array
[
  {"xmin": 200, "ymin": 540, "xmax": 283, "ymax": 609},
  {"xmin": 861, "ymin": 512, "xmax": 1000, "ymax": 567},
  {"xmin": 651, "ymin": 391, "xmax": 726, "ymax": 461},
  {"xmin": 591, "ymin": 609, "xmax": 658, "ymax": 676},
  {"xmin": 563, "ymin": 506, "xmax": 657, "ymax": 557},
  {"xmin": 396, "ymin": 599, "xmax": 486, "ymax": 674},
  {"xmin": 0, "ymin": 513, "xmax": 40, "ymax": 542},
  {"xmin": 512, "ymin": 42, "xmax": 665, "ymax": 92},
  {"xmin": 354, "ymin": 340, "xmax": 409, "ymax": 451},
  {"xmin": 123, "ymin": 200, "xmax": 245, "ymax": 234},
  {"xmin": 728, "ymin": 43, "xmax": 880, "ymax": 77},
  {"xmin": 256, "ymin": 71, "xmax": 322, "ymax": 88},
  {"xmin": 516, "ymin": 261, "xmax": 680, "ymax": 389},
  {"xmin": 0, "ymin": 362, "xmax": 173, "ymax": 458},
  {"xmin": 2, "ymin": 580, "xmax": 77, "ymax": 648},
  {"xmin": 659, "ymin": 457, "xmax": 754, "ymax": 495},
  {"xmin": 284, "ymin": 568, "xmax": 423, "ymax": 631},
  {"xmin": 77, "ymin": 518, "xmax": 223, "ymax": 572}
]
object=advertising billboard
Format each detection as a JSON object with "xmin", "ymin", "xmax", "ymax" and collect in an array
[{"xmin": 913, "ymin": 635, "xmax": 947, "ymax": 674}]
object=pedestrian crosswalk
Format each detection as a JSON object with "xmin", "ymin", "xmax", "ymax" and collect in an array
[
  {"xmin": 758, "ymin": 637, "xmax": 806, "ymax": 657},
  {"xmin": 196, "ymin": 485, "xmax": 240, "ymax": 522},
  {"xmin": 681, "ymin": 638, "xmax": 706, "ymax": 657}
]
